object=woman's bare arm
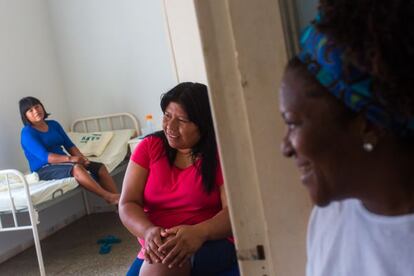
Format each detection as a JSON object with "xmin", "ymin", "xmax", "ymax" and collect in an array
[{"xmin": 118, "ymin": 160, "xmax": 165, "ymax": 262}]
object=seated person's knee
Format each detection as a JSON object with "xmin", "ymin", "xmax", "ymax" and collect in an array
[
  {"xmin": 139, "ymin": 261, "xmax": 190, "ymax": 276},
  {"xmin": 98, "ymin": 165, "xmax": 108, "ymax": 177},
  {"xmin": 72, "ymin": 164, "xmax": 86, "ymax": 177}
]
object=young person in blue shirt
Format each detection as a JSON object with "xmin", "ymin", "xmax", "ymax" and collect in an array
[{"xmin": 19, "ymin": 96, "xmax": 120, "ymax": 204}]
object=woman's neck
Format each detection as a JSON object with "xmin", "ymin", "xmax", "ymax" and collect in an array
[
  {"xmin": 362, "ymin": 192, "xmax": 414, "ymax": 216},
  {"xmin": 360, "ymin": 154, "xmax": 414, "ymax": 216},
  {"xmin": 174, "ymin": 150, "xmax": 194, "ymax": 169},
  {"xmin": 31, "ymin": 120, "xmax": 48, "ymax": 132}
]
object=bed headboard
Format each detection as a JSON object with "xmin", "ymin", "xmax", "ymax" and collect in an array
[{"xmin": 71, "ymin": 113, "xmax": 140, "ymax": 136}]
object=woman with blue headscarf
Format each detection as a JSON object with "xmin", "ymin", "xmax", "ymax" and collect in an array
[{"xmin": 279, "ymin": 0, "xmax": 414, "ymax": 275}]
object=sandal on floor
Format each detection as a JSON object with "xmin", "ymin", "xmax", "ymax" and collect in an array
[
  {"xmin": 99, "ymin": 243, "xmax": 112, "ymax": 255},
  {"xmin": 97, "ymin": 235, "xmax": 121, "ymax": 245}
]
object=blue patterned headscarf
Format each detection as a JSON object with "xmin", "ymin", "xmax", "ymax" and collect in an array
[{"xmin": 297, "ymin": 17, "xmax": 414, "ymax": 137}]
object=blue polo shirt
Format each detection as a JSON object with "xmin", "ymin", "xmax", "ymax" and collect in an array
[{"xmin": 21, "ymin": 120, "xmax": 75, "ymax": 172}]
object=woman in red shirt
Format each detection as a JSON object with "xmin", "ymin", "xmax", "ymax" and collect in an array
[{"xmin": 119, "ymin": 83, "xmax": 238, "ymax": 276}]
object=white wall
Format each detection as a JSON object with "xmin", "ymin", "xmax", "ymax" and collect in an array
[
  {"xmin": 0, "ymin": 0, "xmax": 209, "ymax": 170},
  {"xmin": 163, "ymin": 0, "xmax": 208, "ymax": 84},
  {"xmin": 0, "ymin": 0, "xmax": 69, "ymax": 172},
  {"xmin": 0, "ymin": 0, "xmax": 78, "ymax": 262},
  {"xmin": 47, "ymin": 0, "xmax": 177, "ymax": 130},
  {"xmin": 0, "ymin": 0, "xmax": 180, "ymax": 263}
]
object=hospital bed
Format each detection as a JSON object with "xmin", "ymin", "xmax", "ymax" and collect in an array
[{"xmin": 0, "ymin": 112, "xmax": 139, "ymax": 276}]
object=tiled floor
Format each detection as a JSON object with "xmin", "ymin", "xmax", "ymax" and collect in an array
[{"xmin": 0, "ymin": 212, "xmax": 139, "ymax": 276}]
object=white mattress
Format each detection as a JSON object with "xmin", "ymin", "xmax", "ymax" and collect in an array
[
  {"xmin": 0, "ymin": 130, "xmax": 134, "ymax": 212},
  {"xmin": 87, "ymin": 129, "xmax": 135, "ymax": 173},
  {"xmin": 0, "ymin": 177, "xmax": 79, "ymax": 212}
]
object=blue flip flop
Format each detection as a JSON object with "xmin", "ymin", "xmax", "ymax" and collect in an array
[
  {"xmin": 99, "ymin": 243, "xmax": 112, "ymax": 255},
  {"xmin": 97, "ymin": 235, "xmax": 121, "ymax": 245}
]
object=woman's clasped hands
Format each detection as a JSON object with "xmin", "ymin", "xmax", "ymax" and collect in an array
[{"xmin": 143, "ymin": 224, "xmax": 207, "ymax": 269}]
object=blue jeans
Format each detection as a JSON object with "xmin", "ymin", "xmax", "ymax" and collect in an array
[{"xmin": 126, "ymin": 239, "xmax": 240, "ymax": 276}]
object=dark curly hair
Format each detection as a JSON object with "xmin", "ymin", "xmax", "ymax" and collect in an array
[{"xmin": 316, "ymin": 0, "xmax": 414, "ymax": 118}]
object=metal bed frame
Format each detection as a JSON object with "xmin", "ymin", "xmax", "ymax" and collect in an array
[
  {"xmin": 71, "ymin": 112, "xmax": 139, "ymax": 134},
  {"xmin": 0, "ymin": 113, "xmax": 139, "ymax": 276},
  {"xmin": 0, "ymin": 169, "xmax": 45, "ymax": 275}
]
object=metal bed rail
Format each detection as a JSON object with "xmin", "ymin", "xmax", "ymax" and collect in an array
[
  {"xmin": 71, "ymin": 112, "xmax": 139, "ymax": 135},
  {"xmin": 0, "ymin": 169, "xmax": 45, "ymax": 276}
]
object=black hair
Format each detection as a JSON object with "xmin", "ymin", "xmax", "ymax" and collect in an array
[
  {"xmin": 19, "ymin": 96, "xmax": 50, "ymax": 125},
  {"xmin": 317, "ymin": 0, "xmax": 414, "ymax": 119},
  {"xmin": 152, "ymin": 82, "xmax": 218, "ymax": 193}
]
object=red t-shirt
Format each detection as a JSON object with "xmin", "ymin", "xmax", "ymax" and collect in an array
[{"xmin": 131, "ymin": 136, "xmax": 224, "ymax": 258}]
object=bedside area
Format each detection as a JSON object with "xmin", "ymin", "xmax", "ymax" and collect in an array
[{"xmin": 128, "ymin": 136, "xmax": 143, "ymax": 153}]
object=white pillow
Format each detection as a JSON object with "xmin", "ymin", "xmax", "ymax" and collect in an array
[
  {"xmin": 88, "ymin": 129, "xmax": 136, "ymax": 173},
  {"xmin": 67, "ymin": 131, "xmax": 114, "ymax": 157}
]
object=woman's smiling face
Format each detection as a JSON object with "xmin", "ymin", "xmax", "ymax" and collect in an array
[
  {"xmin": 279, "ymin": 64, "xmax": 364, "ymax": 206},
  {"xmin": 163, "ymin": 102, "xmax": 201, "ymax": 152}
]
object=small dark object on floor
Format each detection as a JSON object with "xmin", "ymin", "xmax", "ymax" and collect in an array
[
  {"xmin": 97, "ymin": 235, "xmax": 122, "ymax": 244},
  {"xmin": 99, "ymin": 243, "xmax": 112, "ymax": 255},
  {"xmin": 97, "ymin": 234, "xmax": 122, "ymax": 254}
]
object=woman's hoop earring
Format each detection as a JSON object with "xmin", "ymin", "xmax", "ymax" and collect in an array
[{"xmin": 363, "ymin": 142, "xmax": 374, "ymax": 152}]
